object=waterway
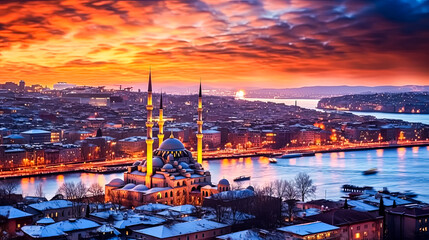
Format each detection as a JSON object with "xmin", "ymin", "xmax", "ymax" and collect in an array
[
  {"xmin": 13, "ymin": 146, "xmax": 429, "ymax": 202},
  {"xmin": 245, "ymin": 98, "xmax": 429, "ymax": 125},
  {"xmin": 10, "ymin": 98, "xmax": 429, "ymax": 202}
]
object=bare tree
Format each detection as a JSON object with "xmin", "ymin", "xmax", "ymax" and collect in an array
[
  {"xmin": 0, "ymin": 180, "xmax": 18, "ymax": 199},
  {"xmin": 294, "ymin": 172, "xmax": 316, "ymax": 202},
  {"xmin": 35, "ymin": 183, "xmax": 44, "ymax": 198},
  {"xmin": 56, "ymin": 181, "xmax": 88, "ymax": 217},
  {"xmin": 88, "ymin": 183, "xmax": 104, "ymax": 211}
]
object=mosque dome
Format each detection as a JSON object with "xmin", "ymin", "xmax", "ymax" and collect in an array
[
  {"xmin": 218, "ymin": 178, "xmax": 230, "ymax": 186},
  {"xmin": 179, "ymin": 162, "xmax": 189, "ymax": 169},
  {"xmin": 132, "ymin": 184, "xmax": 149, "ymax": 191},
  {"xmin": 153, "ymin": 157, "xmax": 164, "ymax": 168},
  {"xmin": 159, "ymin": 138, "xmax": 185, "ymax": 151},
  {"xmin": 162, "ymin": 163, "xmax": 173, "ymax": 169},
  {"xmin": 122, "ymin": 183, "xmax": 136, "ymax": 190},
  {"xmin": 133, "ymin": 161, "xmax": 141, "ymax": 166},
  {"xmin": 107, "ymin": 178, "xmax": 125, "ymax": 187}
]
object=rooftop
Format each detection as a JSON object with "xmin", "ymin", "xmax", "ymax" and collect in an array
[
  {"xmin": 135, "ymin": 219, "xmax": 228, "ymax": 238},
  {"xmin": 278, "ymin": 221, "xmax": 339, "ymax": 236},
  {"xmin": 0, "ymin": 206, "xmax": 32, "ymax": 219},
  {"xmin": 28, "ymin": 200, "xmax": 73, "ymax": 211}
]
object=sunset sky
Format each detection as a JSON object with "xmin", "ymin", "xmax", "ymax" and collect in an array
[{"xmin": 0, "ymin": 0, "xmax": 428, "ymax": 89}]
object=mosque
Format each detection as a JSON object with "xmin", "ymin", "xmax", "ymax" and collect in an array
[{"xmin": 105, "ymin": 71, "xmax": 230, "ymax": 207}]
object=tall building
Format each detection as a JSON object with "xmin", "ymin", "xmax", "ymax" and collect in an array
[
  {"xmin": 19, "ymin": 80, "xmax": 25, "ymax": 92},
  {"xmin": 105, "ymin": 71, "xmax": 225, "ymax": 207}
]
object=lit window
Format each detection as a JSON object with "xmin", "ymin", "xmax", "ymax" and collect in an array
[{"xmin": 355, "ymin": 233, "xmax": 360, "ymax": 239}]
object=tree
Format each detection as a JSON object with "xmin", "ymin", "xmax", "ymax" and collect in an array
[
  {"xmin": 378, "ymin": 196, "xmax": 385, "ymax": 216},
  {"xmin": 279, "ymin": 179, "xmax": 299, "ymax": 222},
  {"xmin": 96, "ymin": 128, "xmax": 103, "ymax": 137},
  {"xmin": 88, "ymin": 183, "xmax": 104, "ymax": 211},
  {"xmin": 343, "ymin": 199, "xmax": 349, "ymax": 209},
  {"xmin": 294, "ymin": 172, "xmax": 316, "ymax": 202},
  {"xmin": 35, "ymin": 183, "xmax": 44, "ymax": 198},
  {"xmin": 56, "ymin": 181, "xmax": 88, "ymax": 217},
  {"xmin": 0, "ymin": 180, "xmax": 19, "ymax": 199}
]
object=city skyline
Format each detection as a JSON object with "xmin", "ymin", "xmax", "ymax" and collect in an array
[{"xmin": 1, "ymin": 0, "xmax": 429, "ymax": 88}]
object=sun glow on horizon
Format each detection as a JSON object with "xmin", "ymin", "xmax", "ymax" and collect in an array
[{"xmin": 235, "ymin": 90, "xmax": 245, "ymax": 99}]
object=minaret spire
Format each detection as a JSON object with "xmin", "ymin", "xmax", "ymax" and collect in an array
[
  {"xmin": 196, "ymin": 79, "xmax": 203, "ymax": 164},
  {"xmin": 148, "ymin": 66, "xmax": 152, "ymax": 92},
  {"xmin": 145, "ymin": 67, "xmax": 154, "ymax": 187},
  {"xmin": 158, "ymin": 91, "xmax": 165, "ymax": 144}
]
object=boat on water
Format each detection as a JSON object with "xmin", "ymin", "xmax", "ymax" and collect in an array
[
  {"xmin": 269, "ymin": 158, "xmax": 277, "ymax": 163},
  {"xmin": 84, "ymin": 166, "xmax": 128, "ymax": 174},
  {"xmin": 280, "ymin": 153, "xmax": 303, "ymax": 159},
  {"xmin": 233, "ymin": 175, "xmax": 251, "ymax": 181},
  {"xmin": 363, "ymin": 168, "xmax": 378, "ymax": 175}
]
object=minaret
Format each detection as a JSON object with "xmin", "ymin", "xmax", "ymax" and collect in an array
[
  {"xmin": 196, "ymin": 79, "xmax": 203, "ymax": 164},
  {"xmin": 158, "ymin": 92, "xmax": 165, "ymax": 144},
  {"xmin": 145, "ymin": 68, "xmax": 154, "ymax": 187}
]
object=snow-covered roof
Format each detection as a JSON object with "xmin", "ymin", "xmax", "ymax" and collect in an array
[
  {"xmin": 168, "ymin": 204, "xmax": 195, "ymax": 214},
  {"xmin": 347, "ymin": 200, "xmax": 379, "ymax": 212},
  {"xmin": 363, "ymin": 195, "xmax": 411, "ymax": 207},
  {"xmin": 36, "ymin": 217, "xmax": 55, "ymax": 224},
  {"xmin": 28, "ymin": 200, "xmax": 73, "ymax": 211},
  {"xmin": 113, "ymin": 215, "xmax": 165, "ymax": 229},
  {"xmin": 97, "ymin": 224, "xmax": 120, "ymax": 235},
  {"xmin": 217, "ymin": 230, "xmax": 263, "ymax": 240},
  {"xmin": 21, "ymin": 129, "xmax": 51, "ymax": 134},
  {"xmin": 210, "ymin": 189, "xmax": 255, "ymax": 200},
  {"xmin": 135, "ymin": 219, "xmax": 229, "ymax": 238},
  {"xmin": 49, "ymin": 218, "xmax": 100, "ymax": 232},
  {"xmin": 22, "ymin": 225, "xmax": 67, "ymax": 238},
  {"xmin": 135, "ymin": 203, "xmax": 170, "ymax": 212},
  {"xmin": 277, "ymin": 221, "xmax": 339, "ymax": 236},
  {"xmin": 0, "ymin": 206, "xmax": 32, "ymax": 219}
]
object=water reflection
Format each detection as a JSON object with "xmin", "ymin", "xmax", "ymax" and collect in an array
[{"xmin": 9, "ymin": 146, "xmax": 429, "ymax": 202}]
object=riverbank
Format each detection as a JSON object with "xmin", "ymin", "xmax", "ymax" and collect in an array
[{"xmin": 2, "ymin": 141, "xmax": 429, "ymax": 180}]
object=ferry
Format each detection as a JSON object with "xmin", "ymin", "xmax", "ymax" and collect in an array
[
  {"xmin": 233, "ymin": 175, "xmax": 251, "ymax": 182},
  {"xmin": 280, "ymin": 153, "xmax": 303, "ymax": 159},
  {"xmin": 84, "ymin": 166, "xmax": 128, "ymax": 174},
  {"xmin": 269, "ymin": 158, "xmax": 278, "ymax": 163},
  {"xmin": 363, "ymin": 168, "xmax": 378, "ymax": 175}
]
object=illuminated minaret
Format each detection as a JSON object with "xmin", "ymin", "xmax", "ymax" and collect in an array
[
  {"xmin": 196, "ymin": 79, "xmax": 203, "ymax": 164},
  {"xmin": 158, "ymin": 92, "xmax": 165, "ymax": 144},
  {"xmin": 145, "ymin": 68, "xmax": 154, "ymax": 187}
]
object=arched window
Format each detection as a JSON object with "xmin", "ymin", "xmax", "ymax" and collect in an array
[
  {"xmin": 170, "ymin": 191, "xmax": 173, "ymax": 197},
  {"xmin": 177, "ymin": 182, "xmax": 180, "ymax": 187},
  {"xmin": 165, "ymin": 192, "xmax": 168, "ymax": 198}
]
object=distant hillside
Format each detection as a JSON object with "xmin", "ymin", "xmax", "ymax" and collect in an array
[
  {"xmin": 318, "ymin": 92, "xmax": 429, "ymax": 114},
  {"xmin": 246, "ymin": 85, "xmax": 429, "ymax": 99}
]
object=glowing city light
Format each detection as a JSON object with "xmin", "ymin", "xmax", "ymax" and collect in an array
[{"xmin": 235, "ymin": 90, "xmax": 245, "ymax": 99}]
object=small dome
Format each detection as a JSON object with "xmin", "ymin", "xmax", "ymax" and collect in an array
[
  {"xmin": 158, "ymin": 138, "xmax": 185, "ymax": 151},
  {"xmin": 140, "ymin": 160, "xmax": 146, "ymax": 166},
  {"xmin": 218, "ymin": 178, "xmax": 230, "ymax": 186},
  {"xmin": 167, "ymin": 154, "xmax": 174, "ymax": 162},
  {"xmin": 133, "ymin": 161, "xmax": 141, "ymax": 166},
  {"xmin": 173, "ymin": 161, "xmax": 178, "ymax": 166},
  {"xmin": 153, "ymin": 157, "xmax": 164, "ymax": 168},
  {"xmin": 107, "ymin": 178, "xmax": 125, "ymax": 187},
  {"xmin": 132, "ymin": 184, "xmax": 149, "ymax": 191},
  {"xmin": 122, "ymin": 183, "xmax": 136, "ymax": 190},
  {"xmin": 179, "ymin": 162, "xmax": 189, "ymax": 169},
  {"xmin": 246, "ymin": 186, "xmax": 255, "ymax": 191},
  {"xmin": 162, "ymin": 163, "xmax": 173, "ymax": 169}
]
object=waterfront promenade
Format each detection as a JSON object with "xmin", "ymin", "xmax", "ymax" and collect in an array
[{"xmin": 2, "ymin": 140, "xmax": 429, "ymax": 179}]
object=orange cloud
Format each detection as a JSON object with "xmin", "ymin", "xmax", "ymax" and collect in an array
[{"xmin": 0, "ymin": 0, "xmax": 428, "ymax": 89}]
